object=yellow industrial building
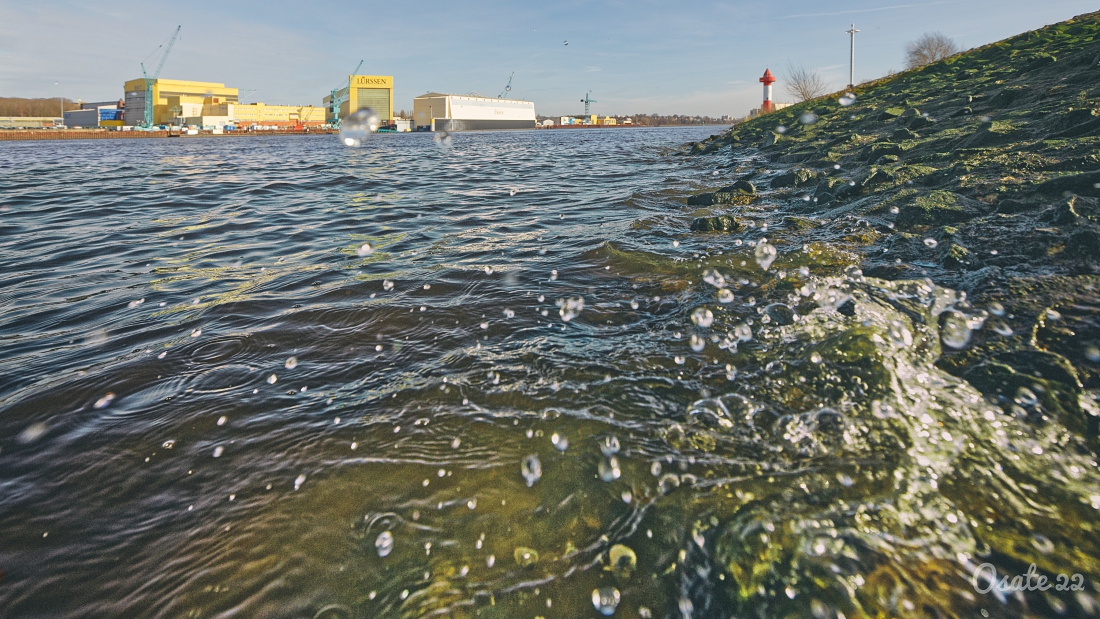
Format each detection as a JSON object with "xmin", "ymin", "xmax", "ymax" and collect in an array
[
  {"xmin": 324, "ymin": 75, "xmax": 393, "ymax": 123},
  {"xmin": 124, "ymin": 78, "xmax": 326, "ymax": 128}
]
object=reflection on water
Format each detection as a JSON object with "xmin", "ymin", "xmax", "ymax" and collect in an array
[{"xmin": 0, "ymin": 129, "xmax": 1097, "ymax": 618}]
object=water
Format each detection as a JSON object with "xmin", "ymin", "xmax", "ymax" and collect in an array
[{"xmin": 1, "ymin": 127, "xmax": 1098, "ymax": 618}]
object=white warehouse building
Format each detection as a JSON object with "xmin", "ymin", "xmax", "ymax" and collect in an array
[{"xmin": 413, "ymin": 93, "xmax": 536, "ymax": 131}]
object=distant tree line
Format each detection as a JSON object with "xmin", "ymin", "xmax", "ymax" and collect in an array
[
  {"xmin": 627, "ymin": 114, "xmax": 730, "ymax": 126},
  {"xmin": 0, "ymin": 97, "xmax": 81, "ymax": 117}
]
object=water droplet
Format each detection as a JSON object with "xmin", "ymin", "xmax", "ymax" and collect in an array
[
  {"xmin": 216, "ymin": 415, "xmax": 227, "ymax": 426},
  {"xmin": 521, "ymin": 454, "xmax": 542, "ymax": 487},
  {"xmin": 514, "ymin": 546, "xmax": 539, "ymax": 566},
  {"xmin": 630, "ymin": 299, "xmax": 639, "ymax": 310},
  {"xmin": 992, "ymin": 321, "xmax": 1014, "ymax": 336},
  {"xmin": 609, "ymin": 544, "xmax": 637, "ymax": 578},
  {"xmin": 127, "ymin": 298, "xmax": 145, "ymax": 308},
  {"xmin": 1085, "ymin": 345, "xmax": 1100, "ymax": 363},
  {"xmin": 600, "ymin": 435, "xmax": 620, "ymax": 456},
  {"xmin": 690, "ymin": 307, "xmax": 714, "ymax": 328},
  {"xmin": 1031, "ymin": 534, "xmax": 1054, "ymax": 554},
  {"xmin": 702, "ymin": 268, "xmax": 726, "ymax": 288},
  {"xmin": 988, "ymin": 302, "xmax": 1005, "ymax": 316},
  {"xmin": 592, "ymin": 587, "xmax": 621, "ymax": 616},
  {"xmin": 799, "ymin": 112, "xmax": 818, "ymax": 125},
  {"xmin": 725, "ymin": 363, "xmax": 737, "ymax": 380},
  {"xmin": 94, "ymin": 392, "xmax": 116, "ymax": 409},
  {"xmin": 293, "ymin": 473, "xmax": 306, "ymax": 490},
  {"xmin": 382, "ymin": 280, "xmax": 394, "ymax": 291},
  {"xmin": 598, "ymin": 456, "xmax": 622, "ymax": 482},
  {"xmin": 559, "ymin": 296, "xmax": 585, "ymax": 322},
  {"xmin": 339, "ymin": 108, "xmax": 381, "ymax": 147},
  {"xmin": 775, "ymin": 125, "xmax": 787, "ymax": 134},
  {"xmin": 267, "ymin": 374, "xmax": 278, "ymax": 384},
  {"xmin": 190, "ymin": 328, "xmax": 202, "ymax": 338},
  {"xmin": 754, "ymin": 242, "xmax": 777, "ymax": 270},
  {"xmin": 509, "ymin": 188, "xmax": 517, "ymax": 196},
  {"xmin": 375, "ymin": 531, "xmax": 394, "ymax": 557},
  {"xmin": 838, "ymin": 92, "xmax": 857, "ymax": 106},
  {"xmin": 357, "ymin": 243, "xmax": 373, "ymax": 257},
  {"xmin": 941, "ymin": 310, "xmax": 973, "ymax": 349},
  {"xmin": 836, "ymin": 472, "xmax": 854, "ymax": 487},
  {"xmin": 503, "ymin": 308, "xmax": 515, "ymax": 318},
  {"xmin": 689, "ymin": 333, "xmax": 705, "ymax": 352},
  {"xmin": 924, "ymin": 238, "xmax": 938, "ymax": 248},
  {"xmin": 888, "ymin": 320, "xmax": 913, "ymax": 347},
  {"xmin": 658, "ymin": 473, "xmax": 681, "ymax": 494},
  {"xmin": 674, "ymin": 355, "xmax": 685, "ymax": 364},
  {"xmin": 1045, "ymin": 308, "xmax": 1062, "ymax": 321},
  {"xmin": 810, "ymin": 351, "xmax": 823, "ymax": 364},
  {"xmin": 551, "ymin": 432, "xmax": 569, "ymax": 451},
  {"xmin": 285, "ymin": 356, "xmax": 298, "ymax": 369},
  {"xmin": 484, "ymin": 265, "xmax": 494, "ymax": 275},
  {"xmin": 213, "ymin": 446, "xmax": 224, "ymax": 458},
  {"xmin": 672, "ymin": 240, "xmax": 680, "ymax": 248},
  {"xmin": 1014, "ymin": 386, "xmax": 1039, "ymax": 408}
]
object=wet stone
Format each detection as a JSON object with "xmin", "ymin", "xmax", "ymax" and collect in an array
[
  {"xmin": 690, "ymin": 215, "xmax": 743, "ymax": 233},
  {"xmin": 896, "ymin": 190, "xmax": 981, "ymax": 228}
]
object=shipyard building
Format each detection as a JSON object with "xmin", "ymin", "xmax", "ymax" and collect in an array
[
  {"xmin": 123, "ymin": 78, "xmax": 325, "ymax": 128},
  {"xmin": 413, "ymin": 93, "xmax": 536, "ymax": 131},
  {"xmin": 323, "ymin": 75, "xmax": 394, "ymax": 124}
]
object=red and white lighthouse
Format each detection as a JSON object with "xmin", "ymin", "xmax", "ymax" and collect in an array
[{"xmin": 760, "ymin": 68, "xmax": 776, "ymax": 113}]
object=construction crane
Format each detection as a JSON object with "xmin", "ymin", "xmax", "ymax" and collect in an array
[
  {"xmin": 498, "ymin": 72, "xmax": 514, "ymax": 99},
  {"xmin": 140, "ymin": 25, "xmax": 180, "ymax": 129},
  {"xmin": 581, "ymin": 92, "xmax": 597, "ymax": 117},
  {"xmin": 329, "ymin": 59, "xmax": 364, "ymax": 128}
]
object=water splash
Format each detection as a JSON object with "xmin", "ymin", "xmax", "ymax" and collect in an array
[{"xmin": 339, "ymin": 108, "xmax": 380, "ymax": 147}]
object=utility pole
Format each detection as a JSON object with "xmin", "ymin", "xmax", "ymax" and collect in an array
[
  {"xmin": 55, "ymin": 81, "xmax": 64, "ymax": 128},
  {"xmin": 846, "ymin": 24, "xmax": 860, "ymax": 89}
]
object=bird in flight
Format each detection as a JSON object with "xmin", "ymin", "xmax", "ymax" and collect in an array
[{"xmin": 563, "ymin": 41, "xmax": 569, "ymax": 46}]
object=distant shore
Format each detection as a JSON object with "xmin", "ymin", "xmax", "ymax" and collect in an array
[
  {"xmin": 0, "ymin": 128, "xmax": 337, "ymax": 142},
  {"xmin": 0, "ymin": 124, "xmax": 730, "ymax": 143}
]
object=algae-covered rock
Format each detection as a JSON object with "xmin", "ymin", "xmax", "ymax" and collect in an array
[
  {"xmin": 770, "ymin": 168, "xmax": 817, "ymax": 188},
  {"xmin": 862, "ymin": 167, "xmax": 896, "ymax": 187},
  {"xmin": 1068, "ymin": 227, "xmax": 1100, "ymax": 255},
  {"xmin": 942, "ymin": 242, "xmax": 972, "ymax": 269},
  {"xmin": 687, "ymin": 180, "xmax": 756, "ymax": 206},
  {"xmin": 863, "ymin": 141, "xmax": 903, "ymax": 163},
  {"xmin": 691, "ymin": 215, "xmax": 744, "ymax": 232},
  {"xmin": 879, "ymin": 107, "xmax": 904, "ymax": 120},
  {"xmin": 1037, "ymin": 169, "xmax": 1100, "ymax": 197},
  {"xmin": 896, "ymin": 190, "xmax": 981, "ymax": 227},
  {"xmin": 782, "ymin": 216, "xmax": 818, "ymax": 230}
]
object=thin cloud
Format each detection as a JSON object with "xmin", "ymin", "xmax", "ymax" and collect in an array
[{"xmin": 784, "ymin": 1, "xmax": 952, "ymax": 19}]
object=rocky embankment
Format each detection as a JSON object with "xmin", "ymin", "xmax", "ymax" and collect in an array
[{"xmin": 684, "ymin": 11, "xmax": 1100, "ymax": 451}]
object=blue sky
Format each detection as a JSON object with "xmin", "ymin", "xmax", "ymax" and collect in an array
[{"xmin": 1, "ymin": 1, "xmax": 1095, "ymax": 117}]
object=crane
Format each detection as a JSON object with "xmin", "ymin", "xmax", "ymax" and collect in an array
[
  {"xmin": 581, "ymin": 92, "xmax": 597, "ymax": 117},
  {"xmin": 329, "ymin": 59, "xmax": 364, "ymax": 128},
  {"xmin": 498, "ymin": 72, "xmax": 514, "ymax": 99},
  {"xmin": 140, "ymin": 25, "xmax": 180, "ymax": 129}
]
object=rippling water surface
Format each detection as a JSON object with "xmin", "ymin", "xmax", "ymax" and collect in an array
[{"xmin": 2, "ymin": 129, "xmax": 1098, "ymax": 619}]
